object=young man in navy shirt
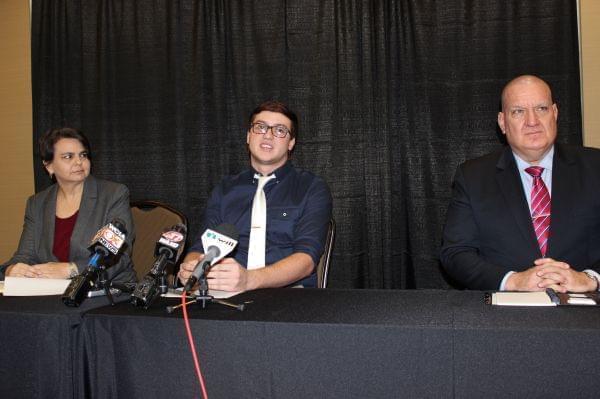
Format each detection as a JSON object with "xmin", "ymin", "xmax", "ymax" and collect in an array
[{"xmin": 178, "ymin": 101, "xmax": 332, "ymax": 292}]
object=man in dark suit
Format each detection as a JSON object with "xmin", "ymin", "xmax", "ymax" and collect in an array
[{"xmin": 441, "ymin": 75, "xmax": 600, "ymax": 292}]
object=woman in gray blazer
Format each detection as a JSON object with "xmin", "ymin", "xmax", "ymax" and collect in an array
[{"xmin": 0, "ymin": 127, "xmax": 136, "ymax": 284}]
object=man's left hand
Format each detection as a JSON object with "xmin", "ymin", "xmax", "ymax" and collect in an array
[
  {"xmin": 534, "ymin": 258, "xmax": 598, "ymax": 293},
  {"xmin": 205, "ymin": 257, "xmax": 254, "ymax": 292}
]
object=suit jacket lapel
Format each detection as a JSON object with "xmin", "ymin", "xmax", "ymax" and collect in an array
[
  {"xmin": 547, "ymin": 144, "xmax": 576, "ymax": 257},
  {"xmin": 41, "ymin": 184, "xmax": 58, "ymax": 262},
  {"xmin": 495, "ymin": 147, "xmax": 541, "ymax": 256},
  {"xmin": 70, "ymin": 176, "xmax": 98, "ymax": 258}
]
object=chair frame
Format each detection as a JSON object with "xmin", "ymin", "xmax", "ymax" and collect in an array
[
  {"xmin": 317, "ymin": 218, "xmax": 336, "ymax": 288},
  {"xmin": 130, "ymin": 200, "xmax": 188, "ymax": 226}
]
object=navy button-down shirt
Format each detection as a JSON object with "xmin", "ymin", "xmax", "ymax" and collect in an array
[{"xmin": 190, "ymin": 162, "xmax": 332, "ymax": 287}]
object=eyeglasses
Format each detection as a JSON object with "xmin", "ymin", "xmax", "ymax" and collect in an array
[{"xmin": 250, "ymin": 122, "xmax": 291, "ymax": 138}]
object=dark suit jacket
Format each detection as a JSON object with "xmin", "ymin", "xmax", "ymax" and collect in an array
[
  {"xmin": 441, "ymin": 144, "xmax": 600, "ymax": 290},
  {"xmin": 0, "ymin": 175, "xmax": 137, "ymax": 284}
]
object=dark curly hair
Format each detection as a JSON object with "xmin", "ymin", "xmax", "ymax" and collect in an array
[{"xmin": 39, "ymin": 127, "xmax": 92, "ymax": 164}]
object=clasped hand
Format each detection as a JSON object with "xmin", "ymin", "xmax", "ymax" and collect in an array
[
  {"xmin": 506, "ymin": 258, "xmax": 597, "ymax": 293},
  {"xmin": 5, "ymin": 262, "xmax": 71, "ymax": 279}
]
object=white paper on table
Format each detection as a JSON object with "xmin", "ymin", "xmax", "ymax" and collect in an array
[
  {"xmin": 491, "ymin": 291, "xmax": 556, "ymax": 306},
  {"xmin": 2, "ymin": 276, "xmax": 70, "ymax": 296}
]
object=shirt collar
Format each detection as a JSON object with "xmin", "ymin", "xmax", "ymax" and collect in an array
[
  {"xmin": 513, "ymin": 145, "xmax": 554, "ymax": 172},
  {"xmin": 250, "ymin": 161, "xmax": 293, "ymax": 184}
]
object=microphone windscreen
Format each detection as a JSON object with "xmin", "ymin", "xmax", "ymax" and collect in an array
[
  {"xmin": 173, "ymin": 223, "xmax": 187, "ymax": 235},
  {"xmin": 111, "ymin": 218, "xmax": 127, "ymax": 235},
  {"xmin": 213, "ymin": 223, "xmax": 239, "ymax": 241}
]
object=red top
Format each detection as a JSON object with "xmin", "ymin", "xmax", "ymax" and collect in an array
[{"xmin": 53, "ymin": 211, "xmax": 79, "ymax": 262}]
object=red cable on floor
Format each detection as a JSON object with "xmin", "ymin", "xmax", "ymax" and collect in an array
[{"xmin": 182, "ymin": 291, "xmax": 209, "ymax": 399}]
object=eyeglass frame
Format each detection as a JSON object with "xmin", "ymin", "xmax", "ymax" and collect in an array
[{"xmin": 249, "ymin": 122, "xmax": 291, "ymax": 138}]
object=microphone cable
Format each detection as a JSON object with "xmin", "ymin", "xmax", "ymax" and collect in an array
[{"xmin": 181, "ymin": 290, "xmax": 209, "ymax": 399}]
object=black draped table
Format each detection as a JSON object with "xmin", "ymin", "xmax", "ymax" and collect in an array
[
  {"xmin": 0, "ymin": 294, "xmax": 123, "ymax": 399},
  {"xmin": 79, "ymin": 289, "xmax": 600, "ymax": 398}
]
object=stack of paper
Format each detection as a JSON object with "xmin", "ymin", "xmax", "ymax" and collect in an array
[
  {"xmin": 2, "ymin": 276, "xmax": 70, "ymax": 296},
  {"xmin": 490, "ymin": 291, "xmax": 556, "ymax": 306}
]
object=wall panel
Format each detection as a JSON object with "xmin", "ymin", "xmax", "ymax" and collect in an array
[{"xmin": 0, "ymin": 0, "xmax": 33, "ymax": 262}]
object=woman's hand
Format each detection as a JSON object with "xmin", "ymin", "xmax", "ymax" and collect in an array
[
  {"xmin": 30, "ymin": 262, "xmax": 72, "ymax": 279},
  {"xmin": 5, "ymin": 263, "xmax": 37, "ymax": 278}
]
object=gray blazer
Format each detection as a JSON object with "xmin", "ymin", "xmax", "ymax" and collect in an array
[{"xmin": 0, "ymin": 175, "xmax": 137, "ymax": 284}]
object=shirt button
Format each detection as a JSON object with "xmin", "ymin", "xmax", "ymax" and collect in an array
[{"xmin": 282, "ymin": 212, "xmax": 287, "ymax": 217}]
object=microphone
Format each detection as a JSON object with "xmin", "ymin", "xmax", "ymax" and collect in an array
[
  {"xmin": 131, "ymin": 223, "xmax": 187, "ymax": 308},
  {"xmin": 184, "ymin": 224, "xmax": 239, "ymax": 292},
  {"xmin": 62, "ymin": 219, "xmax": 128, "ymax": 307}
]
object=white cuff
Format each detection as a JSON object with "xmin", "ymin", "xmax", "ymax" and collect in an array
[
  {"xmin": 499, "ymin": 271, "xmax": 515, "ymax": 291},
  {"xmin": 583, "ymin": 269, "xmax": 600, "ymax": 291}
]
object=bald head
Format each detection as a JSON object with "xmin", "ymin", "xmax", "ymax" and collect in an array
[
  {"xmin": 501, "ymin": 75, "xmax": 553, "ymax": 111},
  {"xmin": 497, "ymin": 75, "xmax": 558, "ymax": 164}
]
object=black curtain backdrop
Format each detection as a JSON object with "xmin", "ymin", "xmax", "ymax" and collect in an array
[{"xmin": 31, "ymin": 0, "xmax": 581, "ymax": 289}]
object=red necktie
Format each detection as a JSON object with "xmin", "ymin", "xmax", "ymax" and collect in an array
[{"xmin": 525, "ymin": 166, "xmax": 551, "ymax": 256}]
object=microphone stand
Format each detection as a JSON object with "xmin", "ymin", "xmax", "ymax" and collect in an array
[
  {"xmin": 131, "ymin": 267, "xmax": 171, "ymax": 309},
  {"xmin": 167, "ymin": 264, "xmax": 247, "ymax": 313},
  {"xmin": 97, "ymin": 267, "xmax": 115, "ymax": 306},
  {"xmin": 194, "ymin": 274, "xmax": 246, "ymax": 311},
  {"xmin": 159, "ymin": 273, "xmax": 169, "ymax": 295},
  {"xmin": 96, "ymin": 268, "xmax": 135, "ymax": 306}
]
